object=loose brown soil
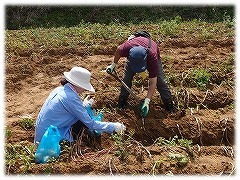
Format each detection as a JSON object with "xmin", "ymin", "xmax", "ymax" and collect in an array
[{"xmin": 5, "ymin": 37, "xmax": 235, "ymax": 175}]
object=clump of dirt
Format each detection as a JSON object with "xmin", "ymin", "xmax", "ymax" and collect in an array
[{"xmin": 5, "ymin": 37, "xmax": 235, "ymax": 175}]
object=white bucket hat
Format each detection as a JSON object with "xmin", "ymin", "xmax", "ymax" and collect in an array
[{"xmin": 64, "ymin": 67, "xmax": 95, "ymax": 92}]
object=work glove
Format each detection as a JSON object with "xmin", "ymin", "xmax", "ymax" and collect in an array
[
  {"xmin": 140, "ymin": 98, "xmax": 150, "ymax": 117},
  {"xmin": 113, "ymin": 122, "xmax": 126, "ymax": 134},
  {"xmin": 106, "ymin": 62, "xmax": 116, "ymax": 74},
  {"xmin": 128, "ymin": 35, "xmax": 135, "ymax": 40},
  {"xmin": 83, "ymin": 95, "xmax": 94, "ymax": 107}
]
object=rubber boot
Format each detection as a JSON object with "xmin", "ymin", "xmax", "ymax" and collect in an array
[
  {"xmin": 118, "ymin": 96, "xmax": 128, "ymax": 109},
  {"xmin": 164, "ymin": 101, "xmax": 174, "ymax": 114}
]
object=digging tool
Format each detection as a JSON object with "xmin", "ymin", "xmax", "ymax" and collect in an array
[
  {"xmin": 107, "ymin": 69, "xmax": 149, "ymax": 119},
  {"xmin": 107, "ymin": 69, "xmax": 140, "ymax": 103}
]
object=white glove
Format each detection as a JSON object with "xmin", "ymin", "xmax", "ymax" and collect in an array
[
  {"xmin": 83, "ymin": 95, "xmax": 94, "ymax": 107},
  {"xmin": 106, "ymin": 62, "xmax": 116, "ymax": 74},
  {"xmin": 128, "ymin": 35, "xmax": 135, "ymax": 40},
  {"xmin": 113, "ymin": 122, "xmax": 126, "ymax": 134}
]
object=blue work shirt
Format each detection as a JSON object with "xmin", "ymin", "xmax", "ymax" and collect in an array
[{"xmin": 34, "ymin": 83, "xmax": 115, "ymax": 143}]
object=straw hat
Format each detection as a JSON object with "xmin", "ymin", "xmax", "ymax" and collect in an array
[{"xmin": 64, "ymin": 67, "xmax": 95, "ymax": 92}]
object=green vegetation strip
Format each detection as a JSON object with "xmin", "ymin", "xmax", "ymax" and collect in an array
[{"xmin": 5, "ymin": 17, "xmax": 234, "ymax": 54}]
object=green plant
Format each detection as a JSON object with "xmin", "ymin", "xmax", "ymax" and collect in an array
[
  {"xmin": 177, "ymin": 138, "xmax": 193, "ymax": 149},
  {"xmin": 157, "ymin": 135, "xmax": 178, "ymax": 146},
  {"xmin": 161, "ymin": 55, "xmax": 172, "ymax": 63},
  {"xmin": 111, "ymin": 131, "xmax": 134, "ymax": 161},
  {"xmin": 200, "ymin": 27, "xmax": 214, "ymax": 41},
  {"xmin": 19, "ymin": 116, "xmax": 34, "ymax": 130},
  {"xmin": 172, "ymin": 87, "xmax": 190, "ymax": 110},
  {"xmin": 159, "ymin": 17, "xmax": 181, "ymax": 37},
  {"xmin": 5, "ymin": 127, "xmax": 12, "ymax": 140},
  {"xmin": 152, "ymin": 136, "xmax": 192, "ymax": 172},
  {"xmin": 222, "ymin": 54, "xmax": 234, "ymax": 73},
  {"xmin": 223, "ymin": 12, "xmax": 234, "ymax": 28},
  {"xmin": 5, "ymin": 142, "xmax": 36, "ymax": 174},
  {"xmin": 227, "ymin": 102, "xmax": 235, "ymax": 110},
  {"xmin": 157, "ymin": 135, "xmax": 193, "ymax": 149},
  {"xmin": 151, "ymin": 159, "xmax": 166, "ymax": 175},
  {"xmin": 192, "ymin": 68, "xmax": 212, "ymax": 90},
  {"xmin": 44, "ymin": 164, "xmax": 52, "ymax": 174},
  {"xmin": 169, "ymin": 153, "xmax": 189, "ymax": 167}
]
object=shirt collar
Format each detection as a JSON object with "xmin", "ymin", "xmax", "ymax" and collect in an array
[{"xmin": 67, "ymin": 83, "xmax": 78, "ymax": 94}]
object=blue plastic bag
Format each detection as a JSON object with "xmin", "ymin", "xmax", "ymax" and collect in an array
[
  {"xmin": 85, "ymin": 105, "xmax": 103, "ymax": 136},
  {"xmin": 35, "ymin": 125, "xmax": 61, "ymax": 164}
]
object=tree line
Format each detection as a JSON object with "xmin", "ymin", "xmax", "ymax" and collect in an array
[{"xmin": 5, "ymin": 5, "xmax": 234, "ymax": 30}]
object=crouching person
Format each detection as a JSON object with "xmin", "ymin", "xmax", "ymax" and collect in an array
[{"xmin": 34, "ymin": 66, "xmax": 126, "ymax": 147}]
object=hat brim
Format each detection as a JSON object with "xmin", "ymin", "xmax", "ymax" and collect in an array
[
  {"xmin": 64, "ymin": 72, "xmax": 95, "ymax": 92},
  {"xmin": 129, "ymin": 59, "xmax": 147, "ymax": 73}
]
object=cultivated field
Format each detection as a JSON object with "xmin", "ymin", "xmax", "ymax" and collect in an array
[{"xmin": 5, "ymin": 20, "xmax": 235, "ymax": 175}]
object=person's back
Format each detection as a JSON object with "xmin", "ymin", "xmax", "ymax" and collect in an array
[
  {"xmin": 106, "ymin": 31, "xmax": 174, "ymax": 115},
  {"xmin": 34, "ymin": 66, "xmax": 126, "ymax": 144},
  {"xmin": 34, "ymin": 85, "xmax": 80, "ymax": 143}
]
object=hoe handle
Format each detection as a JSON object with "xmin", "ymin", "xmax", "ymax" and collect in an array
[{"xmin": 108, "ymin": 70, "xmax": 140, "ymax": 103}]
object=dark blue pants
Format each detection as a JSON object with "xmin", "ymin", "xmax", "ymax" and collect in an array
[{"xmin": 119, "ymin": 60, "xmax": 172, "ymax": 104}]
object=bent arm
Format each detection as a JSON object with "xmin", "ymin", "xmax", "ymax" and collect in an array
[
  {"xmin": 66, "ymin": 93, "xmax": 115, "ymax": 133},
  {"xmin": 113, "ymin": 46, "xmax": 121, "ymax": 64},
  {"xmin": 146, "ymin": 77, "xmax": 157, "ymax": 99}
]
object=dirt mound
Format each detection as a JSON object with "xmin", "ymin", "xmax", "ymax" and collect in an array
[{"xmin": 5, "ymin": 37, "xmax": 235, "ymax": 175}]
